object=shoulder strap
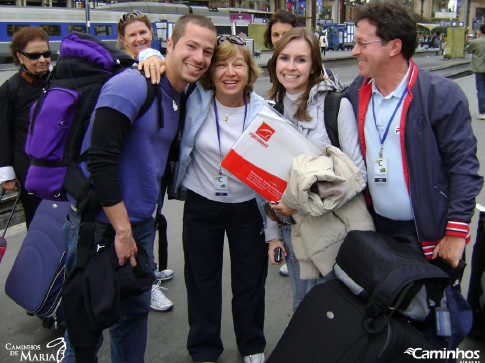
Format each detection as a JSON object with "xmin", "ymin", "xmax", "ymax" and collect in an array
[
  {"xmin": 272, "ymin": 100, "xmax": 284, "ymax": 115},
  {"xmin": 324, "ymin": 91, "xmax": 345, "ymax": 149},
  {"xmin": 177, "ymin": 83, "xmax": 197, "ymax": 132},
  {"xmin": 138, "ymin": 73, "xmax": 162, "ymax": 127}
]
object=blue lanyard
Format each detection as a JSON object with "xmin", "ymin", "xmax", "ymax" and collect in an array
[
  {"xmin": 214, "ymin": 95, "xmax": 247, "ymax": 174},
  {"xmin": 372, "ymin": 87, "xmax": 408, "ymax": 158}
]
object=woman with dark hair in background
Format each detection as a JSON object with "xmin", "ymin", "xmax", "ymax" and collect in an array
[
  {"xmin": 263, "ymin": 10, "xmax": 300, "ymax": 51},
  {"xmin": 0, "ymin": 27, "xmax": 51, "ymax": 227}
]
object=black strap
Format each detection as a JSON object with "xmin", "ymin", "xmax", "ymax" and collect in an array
[
  {"xmin": 177, "ymin": 83, "xmax": 197, "ymax": 136},
  {"xmin": 323, "ymin": 91, "xmax": 345, "ymax": 149},
  {"xmin": 1, "ymin": 186, "xmax": 21, "ymax": 238},
  {"xmin": 138, "ymin": 73, "xmax": 162, "ymax": 128},
  {"xmin": 167, "ymin": 83, "xmax": 196, "ymax": 162}
]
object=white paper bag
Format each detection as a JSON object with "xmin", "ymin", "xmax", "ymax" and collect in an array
[{"xmin": 221, "ymin": 104, "xmax": 322, "ymax": 201}]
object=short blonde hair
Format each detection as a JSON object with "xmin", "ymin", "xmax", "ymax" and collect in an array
[{"xmin": 200, "ymin": 40, "xmax": 262, "ymax": 94}]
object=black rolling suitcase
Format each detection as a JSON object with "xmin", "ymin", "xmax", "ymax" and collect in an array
[{"xmin": 267, "ymin": 279, "xmax": 444, "ymax": 363}]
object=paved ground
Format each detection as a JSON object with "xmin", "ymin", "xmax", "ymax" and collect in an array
[{"xmin": 0, "ymin": 49, "xmax": 484, "ymax": 363}]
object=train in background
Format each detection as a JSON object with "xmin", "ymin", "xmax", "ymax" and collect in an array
[
  {"xmin": 0, "ymin": 3, "xmax": 270, "ymax": 61},
  {"xmin": 318, "ymin": 21, "xmax": 355, "ymax": 51}
]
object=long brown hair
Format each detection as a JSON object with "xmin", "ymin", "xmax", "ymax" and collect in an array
[{"xmin": 268, "ymin": 28, "xmax": 324, "ymax": 122}]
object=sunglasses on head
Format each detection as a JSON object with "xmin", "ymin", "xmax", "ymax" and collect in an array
[
  {"xmin": 216, "ymin": 34, "xmax": 246, "ymax": 46},
  {"xmin": 20, "ymin": 50, "xmax": 52, "ymax": 60},
  {"xmin": 264, "ymin": 203, "xmax": 295, "ymax": 227},
  {"xmin": 120, "ymin": 10, "xmax": 145, "ymax": 25}
]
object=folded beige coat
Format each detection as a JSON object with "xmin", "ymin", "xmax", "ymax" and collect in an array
[{"xmin": 281, "ymin": 146, "xmax": 375, "ymax": 279}]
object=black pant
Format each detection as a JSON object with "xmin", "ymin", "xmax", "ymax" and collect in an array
[
  {"xmin": 156, "ymin": 171, "xmax": 169, "ymax": 270},
  {"xmin": 183, "ymin": 190, "xmax": 268, "ymax": 361},
  {"xmin": 155, "ymin": 213, "xmax": 168, "ymax": 270}
]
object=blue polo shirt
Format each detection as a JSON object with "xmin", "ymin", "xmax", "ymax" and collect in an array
[
  {"xmin": 80, "ymin": 68, "xmax": 181, "ymax": 224},
  {"xmin": 364, "ymin": 67, "xmax": 413, "ymax": 221}
]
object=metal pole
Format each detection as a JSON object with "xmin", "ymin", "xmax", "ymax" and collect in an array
[
  {"xmin": 463, "ymin": 0, "xmax": 470, "ymax": 29},
  {"xmin": 85, "ymin": 0, "xmax": 90, "ymax": 35}
]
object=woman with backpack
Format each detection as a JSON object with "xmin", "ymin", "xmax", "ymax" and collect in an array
[
  {"xmin": 266, "ymin": 27, "xmax": 366, "ymax": 311},
  {"xmin": 0, "ymin": 27, "xmax": 51, "ymax": 227}
]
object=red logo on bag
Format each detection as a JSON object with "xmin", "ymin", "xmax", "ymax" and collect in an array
[{"xmin": 255, "ymin": 122, "xmax": 275, "ymax": 142}]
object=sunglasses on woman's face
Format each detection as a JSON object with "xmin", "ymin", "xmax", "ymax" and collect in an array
[
  {"xmin": 20, "ymin": 50, "xmax": 52, "ymax": 60},
  {"xmin": 216, "ymin": 34, "xmax": 246, "ymax": 46},
  {"xmin": 119, "ymin": 10, "xmax": 145, "ymax": 24}
]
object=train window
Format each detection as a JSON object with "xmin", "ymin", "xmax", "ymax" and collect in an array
[
  {"xmin": 93, "ymin": 25, "xmax": 113, "ymax": 36},
  {"xmin": 40, "ymin": 25, "xmax": 62, "ymax": 36},
  {"xmin": 7, "ymin": 25, "xmax": 29, "ymax": 37},
  {"xmin": 68, "ymin": 25, "xmax": 87, "ymax": 33}
]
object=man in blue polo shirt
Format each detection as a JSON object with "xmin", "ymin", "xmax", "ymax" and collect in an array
[{"xmin": 62, "ymin": 14, "xmax": 217, "ymax": 363}]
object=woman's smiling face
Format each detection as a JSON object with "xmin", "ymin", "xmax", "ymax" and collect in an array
[
  {"xmin": 276, "ymin": 38, "xmax": 313, "ymax": 95},
  {"xmin": 121, "ymin": 20, "xmax": 152, "ymax": 58}
]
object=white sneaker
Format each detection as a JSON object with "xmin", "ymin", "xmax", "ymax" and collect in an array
[
  {"xmin": 243, "ymin": 353, "xmax": 265, "ymax": 363},
  {"xmin": 279, "ymin": 263, "xmax": 289, "ymax": 276},
  {"xmin": 150, "ymin": 282, "xmax": 174, "ymax": 312},
  {"xmin": 154, "ymin": 268, "xmax": 174, "ymax": 281},
  {"xmin": 477, "ymin": 113, "xmax": 485, "ymax": 120}
]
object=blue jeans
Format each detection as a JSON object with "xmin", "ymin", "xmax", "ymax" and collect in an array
[
  {"xmin": 280, "ymin": 226, "xmax": 318, "ymax": 312},
  {"xmin": 475, "ymin": 72, "xmax": 485, "ymax": 114},
  {"xmin": 63, "ymin": 206, "xmax": 155, "ymax": 363}
]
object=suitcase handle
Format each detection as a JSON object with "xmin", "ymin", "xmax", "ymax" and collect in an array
[{"xmin": 1, "ymin": 184, "xmax": 22, "ymax": 238}]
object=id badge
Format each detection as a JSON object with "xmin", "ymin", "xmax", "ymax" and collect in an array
[
  {"xmin": 374, "ymin": 158, "xmax": 388, "ymax": 184},
  {"xmin": 214, "ymin": 175, "xmax": 228, "ymax": 196}
]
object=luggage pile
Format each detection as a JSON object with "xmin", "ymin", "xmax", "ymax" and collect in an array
[{"xmin": 268, "ymin": 230, "xmax": 471, "ymax": 363}]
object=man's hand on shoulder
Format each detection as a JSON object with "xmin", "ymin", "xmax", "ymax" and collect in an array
[
  {"xmin": 432, "ymin": 235, "xmax": 465, "ymax": 268},
  {"xmin": 137, "ymin": 49, "xmax": 165, "ymax": 84}
]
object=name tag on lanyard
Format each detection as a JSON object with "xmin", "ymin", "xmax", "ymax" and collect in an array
[
  {"xmin": 372, "ymin": 87, "xmax": 408, "ymax": 185},
  {"xmin": 214, "ymin": 174, "xmax": 228, "ymax": 196},
  {"xmin": 374, "ymin": 158, "xmax": 388, "ymax": 183}
]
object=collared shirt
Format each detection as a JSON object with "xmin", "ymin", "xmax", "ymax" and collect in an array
[{"xmin": 364, "ymin": 66, "xmax": 414, "ymax": 221}]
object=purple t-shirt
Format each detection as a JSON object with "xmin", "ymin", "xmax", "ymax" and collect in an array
[{"xmin": 81, "ymin": 68, "xmax": 181, "ymax": 224}]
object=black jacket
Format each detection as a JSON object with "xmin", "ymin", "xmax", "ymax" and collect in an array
[{"xmin": 0, "ymin": 68, "xmax": 49, "ymax": 183}]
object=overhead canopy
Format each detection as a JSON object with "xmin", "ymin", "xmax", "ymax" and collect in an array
[{"xmin": 417, "ymin": 23, "xmax": 442, "ymax": 32}]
